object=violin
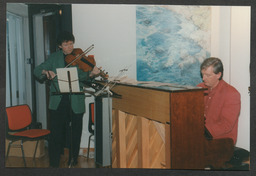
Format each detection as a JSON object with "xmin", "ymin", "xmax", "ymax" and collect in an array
[{"xmin": 65, "ymin": 44, "xmax": 108, "ymax": 80}]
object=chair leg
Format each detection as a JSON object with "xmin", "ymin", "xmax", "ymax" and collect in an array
[
  {"xmin": 5, "ymin": 140, "xmax": 13, "ymax": 163},
  {"xmin": 33, "ymin": 140, "xmax": 39, "ymax": 160},
  {"xmin": 31, "ymin": 140, "xmax": 40, "ymax": 167},
  {"xmin": 87, "ymin": 134, "xmax": 93, "ymax": 160},
  {"xmin": 20, "ymin": 140, "xmax": 27, "ymax": 167}
]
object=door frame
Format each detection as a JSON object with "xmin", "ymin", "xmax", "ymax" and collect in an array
[{"xmin": 6, "ymin": 3, "xmax": 33, "ymax": 108}]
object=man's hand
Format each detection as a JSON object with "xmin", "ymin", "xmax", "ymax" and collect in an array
[
  {"xmin": 42, "ymin": 70, "xmax": 56, "ymax": 80},
  {"xmin": 89, "ymin": 66, "xmax": 101, "ymax": 78}
]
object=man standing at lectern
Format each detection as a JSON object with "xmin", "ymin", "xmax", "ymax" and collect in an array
[{"xmin": 197, "ymin": 57, "xmax": 241, "ymax": 144}]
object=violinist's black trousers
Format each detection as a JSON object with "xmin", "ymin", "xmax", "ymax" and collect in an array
[{"xmin": 48, "ymin": 97, "xmax": 83, "ymax": 168}]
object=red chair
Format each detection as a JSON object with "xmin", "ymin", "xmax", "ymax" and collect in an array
[
  {"xmin": 87, "ymin": 103, "xmax": 94, "ymax": 159},
  {"xmin": 5, "ymin": 104, "xmax": 50, "ymax": 167}
]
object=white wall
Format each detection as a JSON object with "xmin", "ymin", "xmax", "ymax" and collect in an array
[
  {"xmin": 72, "ymin": 4, "xmax": 137, "ymax": 79},
  {"xmin": 72, "ymin": 5, "xmax": 250, "ymax": 151},
  {"xmin": 230, "ymin": 7, "xmax": 250, "ymax": 151}
]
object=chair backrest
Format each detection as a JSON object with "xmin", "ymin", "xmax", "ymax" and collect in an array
[
  {"xmin": 88, "ymin": 103, "xmax": 94, "ymax": 133},
  {"xmin": 6, "ymin": 104, "xmax": 32, "ymax": 131}
]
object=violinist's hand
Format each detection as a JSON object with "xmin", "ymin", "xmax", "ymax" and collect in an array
[
  {"xmin": 42, "ymin": 70, "xmax": 56, "ymax": 80},
  {"xmin": 90, "ymin": 66, "xmax": 101, "ymax": 78}
]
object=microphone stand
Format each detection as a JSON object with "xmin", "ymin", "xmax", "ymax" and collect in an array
[
  {"xmin": 93, "ymin": 82, "xmax": 113, "ymax": 168},
  {"xmin": 107, "ymin": 86, "xmax": 113, "ymax": 168}
]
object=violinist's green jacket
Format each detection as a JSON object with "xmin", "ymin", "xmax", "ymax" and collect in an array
[{"xmin": 34, "ymin": 50, "xmax": 90, "ymax": 114}]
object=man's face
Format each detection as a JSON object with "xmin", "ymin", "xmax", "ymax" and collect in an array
[
  {"xmin": 59, "ymin": 41, "xmax": 74, "ymax": 55},
  {"xmin": 201, "ymin": 65, "xmax": 221, "ymax": 89}
]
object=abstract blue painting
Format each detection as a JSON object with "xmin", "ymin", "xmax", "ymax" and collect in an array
[{"xmin": 136, "ymin": 5, "xmax": 211, "ymax": 86}]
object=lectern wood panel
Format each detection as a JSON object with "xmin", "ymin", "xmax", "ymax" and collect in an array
[{"xmin": 112, "ymin": 109, "xmax": 167, "ymax": 168}]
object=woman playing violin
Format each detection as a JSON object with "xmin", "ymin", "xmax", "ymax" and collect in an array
[{"xmin": 34, "ymin": 31, "xmax": 100, "ymax": 168}]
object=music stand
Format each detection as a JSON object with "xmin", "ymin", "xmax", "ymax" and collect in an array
[
  {"xmin": 56, "ymin": 67, "xmax": 80, "ymax": 168},
  {"xmin": 56, "ymin": 67, "xmax": 80, "ymax": 93}
]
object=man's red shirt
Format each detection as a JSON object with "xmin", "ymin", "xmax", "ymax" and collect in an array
[{"xmin": 197, "ymin": 80, "xmax": 241, "ymax": 144}]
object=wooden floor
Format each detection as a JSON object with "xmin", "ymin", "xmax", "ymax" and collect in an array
[
  {"xmin": 5, "ymin": 147, "xmax": 250, "ymax": 170},
  {"xmin": 5, "ymin": 148, "xmax": 96, "ymax": 168}
]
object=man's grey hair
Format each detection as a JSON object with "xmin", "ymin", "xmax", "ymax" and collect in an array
[{"xmin": 200, "ymin": 57, "xmax": 223, "ymax": 80}]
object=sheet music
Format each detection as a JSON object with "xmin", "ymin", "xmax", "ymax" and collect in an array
[{"xmin": 56, "ymin": 67, "xmax": 80, "ymax": 93}]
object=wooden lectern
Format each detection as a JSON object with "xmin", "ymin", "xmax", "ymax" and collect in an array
[{"xmin": 109, "ymin": 82, "xmax": 233, "ymax": 169}]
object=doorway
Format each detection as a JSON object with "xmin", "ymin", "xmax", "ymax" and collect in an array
[
  {"xmin": 33, "ymin": 11, "xmax": 58, "ymax": 130},
  {"xmin": 6, "ymin": 4, "xmax": 32, "ymax": 108},
  {"xmin": 29, "ymin": 4, "xmax": 72, "ymax": 129}
]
